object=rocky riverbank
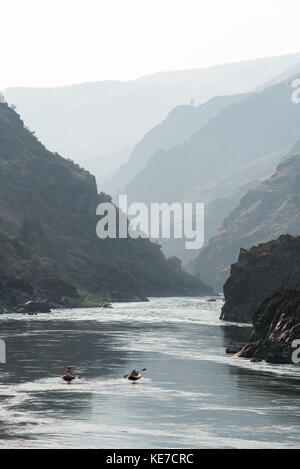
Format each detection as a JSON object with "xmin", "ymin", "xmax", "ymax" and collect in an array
[
  {"xmin": 230, "ymin": 290, "xmax": 300, "ymax": 364},
  {"xmin": 0, "ymin": 271, "xmax": 153, "ymax": 314},
  {"xmin": 0, "ymin": 275, "xmax": 73, "ymax": 314}
]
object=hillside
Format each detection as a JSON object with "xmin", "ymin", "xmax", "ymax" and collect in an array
[
  {"xmin": 0, "ymin": 229, "xmax": 78, "ymax": 308},
  {"xmin": 190, "ymin": 150, "xmax": 300, "ymax": 291},
  {"xmin": 0, "ymin": 102, "xmax": 213, "ymax": 306},
  {"xmin": 6, "ymin": 53, "xmax": 300, "ymax": 181}
]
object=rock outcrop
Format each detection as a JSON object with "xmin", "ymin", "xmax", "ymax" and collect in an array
[
  {"xmin": 221, "ymin": 235, "xmax": 300, "ymax": 323},
  {"xmin": 235, "ymin": 290, "xmax": 300, "ymax": 364}
]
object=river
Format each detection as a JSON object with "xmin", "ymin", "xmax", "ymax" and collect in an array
[{"xmin": 0, "ymin": 297, "xmax": 299, "ymax": 448}]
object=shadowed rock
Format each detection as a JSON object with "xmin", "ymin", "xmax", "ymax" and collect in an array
[
  {"xmin": 221, "ymin": 234, "xmax": 300, "ymax": 323},
  {"xmin": 236, "ymin": 290, "xmax": 300, "ymax": 364}
]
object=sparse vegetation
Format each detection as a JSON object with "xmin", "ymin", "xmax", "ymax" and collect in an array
[{"xmin": 64, "ymin": 290, "xmax": 103, "ymax": 308}]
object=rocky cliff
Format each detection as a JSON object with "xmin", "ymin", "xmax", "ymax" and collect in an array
[
  {"xmin": 0, "ymin": 102, "xmax": 213, "ymax": 306},
  {"xmin": 235, "ymin": 290, "xmax": 300, "ymax": 364},
  {"xmin": 221, "ymin": 235, "xmax": 300, "ymax": 323},
  {"xmin": 191, "ymin": 150, "xmax": 300, "ymax": 291}
]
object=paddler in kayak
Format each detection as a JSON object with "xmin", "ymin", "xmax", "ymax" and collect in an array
[
  {"xmin": 65, "ymin": 366, "xmax": 75, "ymax": 377},
  {"xmin": 123, "ymin": 368, "xmax": 146, "ymax": 380}
]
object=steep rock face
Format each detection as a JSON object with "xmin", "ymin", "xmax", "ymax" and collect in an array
[
  {"xmin": 191, "ymin": 151, "xmax": 300, "ymax": 290},
  {"xmin": 221, "ymin": 235, "xmax": 300, "ymax": 323},
  {"xmin": 0, "ymin": 102, "xmax": 212, "ymax": 302},
  {"xmin": 235, "ymin": 290, "xmax": 300, "ymax": 364}
]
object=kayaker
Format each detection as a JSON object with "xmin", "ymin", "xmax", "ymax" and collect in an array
[
  {"xmin": 130, "ymin": 369, "xmax": 139, "ymax": 377},
  {"xmin": 65, "ymin": 366, "xmax": 74, "ymax": 376}
]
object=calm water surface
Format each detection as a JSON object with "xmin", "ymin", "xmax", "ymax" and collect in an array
[{"xmin": 0, "ymin": 297, "xmax": 299, "ymax": 448}]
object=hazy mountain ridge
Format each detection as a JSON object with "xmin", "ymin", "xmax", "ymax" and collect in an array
[
  {"xmin": 104, "ymin": 93, "xmax": 249, "ymax": 195},
  {"xmin": 6, "ymin": 52, "xmax": 300, "ymax": 181},
  {"xmin": 124, "ymin": 75, "xmax": 300, "ymax": 208}
]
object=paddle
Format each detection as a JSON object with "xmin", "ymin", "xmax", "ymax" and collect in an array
[{"xmin": 123, "ymin": 368, "xmax": 147, "ymax": 379}]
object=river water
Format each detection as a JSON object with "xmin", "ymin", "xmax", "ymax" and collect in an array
[{"xmin": 0, "ymin": 297, "xmax": 299, "ymax": 449}]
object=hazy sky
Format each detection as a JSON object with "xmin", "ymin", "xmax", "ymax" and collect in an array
[{"xmin": 1, "ymin": 0, "xmax": 300, "ymax": 89}]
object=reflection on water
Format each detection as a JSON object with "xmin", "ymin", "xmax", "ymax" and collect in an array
[{"xmin": 0, "ymin": 297, "xmax": 299, "ymax": 448}]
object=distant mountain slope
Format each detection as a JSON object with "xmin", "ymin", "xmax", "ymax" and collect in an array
[
  {"xmin": 185, "ymin": 146, "xmax": 288, "ymax": 239},
  {"xmin": 158, "ymin": 147, "xmax": 288, "ymax": 265},
  {"xmin": 189, "ymin": 149, "xmax": 300, "ymax": 291},
  {"xmin": 0, "ymin": 102, "xmax": 213, "ymax": 303},
  {"xmin": 124, "ymin": 75, "xmax": 300, "ymax": 206},
  {"xmin": 6, "ymin": 53, "xmax": 300, "ymax": 180},
  {"xmin": 104, "ymin": 94, "xmax": 249, "ymax": 195},
  {"xmin": 183, "ymin": 146, "xmax": 289, "ymax": 205}
]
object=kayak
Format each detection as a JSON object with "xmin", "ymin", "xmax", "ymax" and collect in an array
[
  {"xmin": 62, "ymin": 374, "xmax": 75, "ymax": 382},
  {"xmin": 128, "ymin": 374, "xmax": 142, "ymax": 381}
]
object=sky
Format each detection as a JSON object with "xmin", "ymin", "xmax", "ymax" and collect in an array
[{"xmin": 1, "ymin": 0, "xmax": 300, "ymax": 89}]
